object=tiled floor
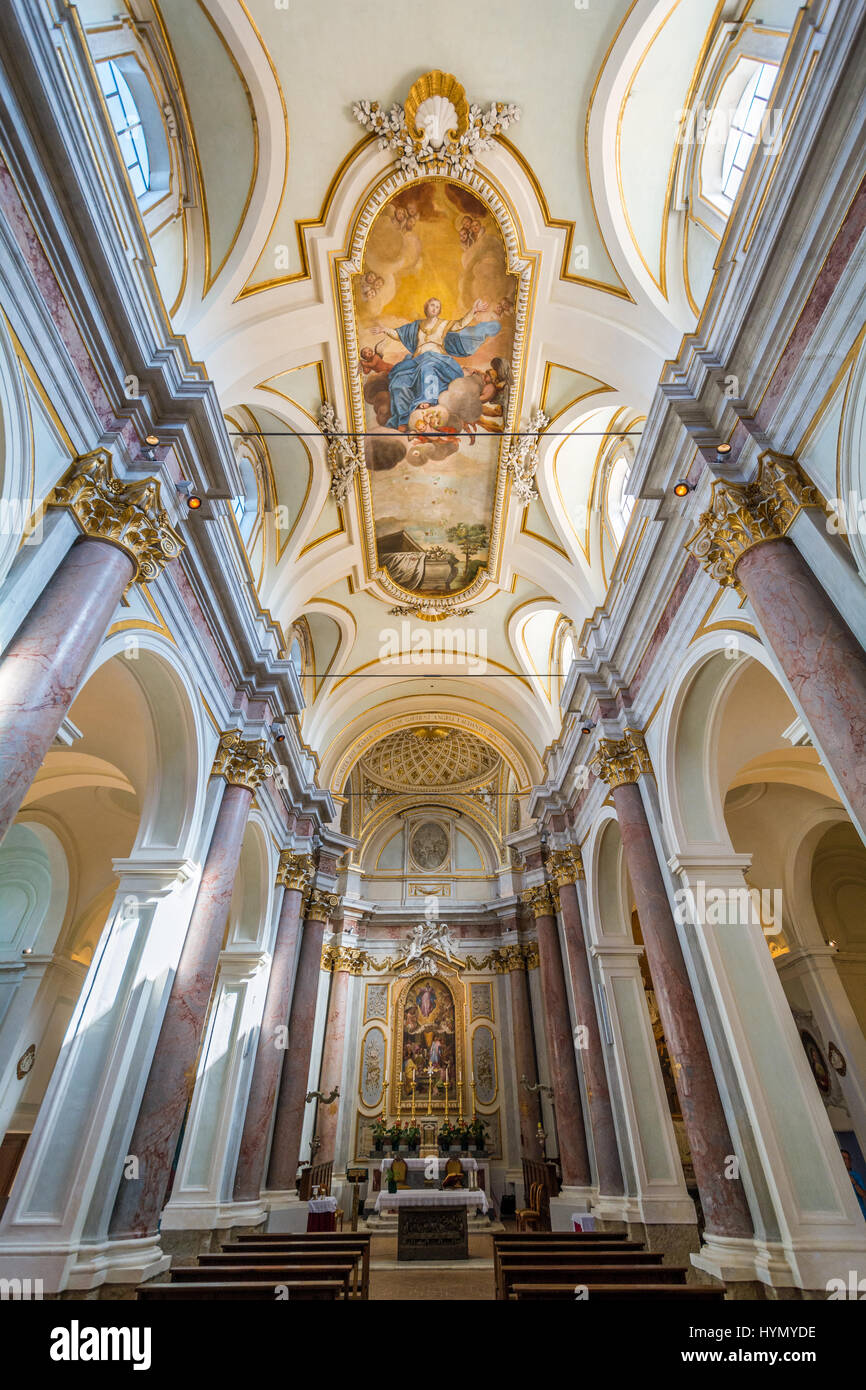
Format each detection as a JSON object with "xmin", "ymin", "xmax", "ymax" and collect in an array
[{"xmin": 369, "ymin": 1233, "xmax": 496, "ymax": 1300}]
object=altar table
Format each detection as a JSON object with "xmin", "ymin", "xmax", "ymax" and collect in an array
[
  {"xmin": 374, "ymin": 1189, "xmax": 488, "ymax": 1214},
  {"xmin": 306, "ymin": 1195, "xmax": 337, "ymax": 1232},
  {"xmin": 379, "ymin": 1156, "xmax": 477, "ymax": 1176}
]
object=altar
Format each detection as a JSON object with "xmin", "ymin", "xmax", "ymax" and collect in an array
[{"xmin": 373, "ymin": 1190, "xmax": 488, "ymax": 1261}]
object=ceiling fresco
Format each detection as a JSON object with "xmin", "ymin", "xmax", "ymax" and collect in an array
[{"xmin": 354, "ymin": 181, "xmax": 517, "ymax": 597}]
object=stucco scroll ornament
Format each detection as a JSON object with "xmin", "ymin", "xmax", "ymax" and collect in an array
[
  {"xmin": 502, "ymin": 410, "xmax": 549, "ymax": 504},
  {"xmin": 48, "ymin": 449, "xmax": 184, "ymax": 584},
  {"xmin": 352, "ymin": 70, "xmax": 520, "ymax": 179},
  {"xmin": 684, "ymin": 452, "xmax": 822, "ymax": 597},
  {"xmin": 318, "ymin": 402, "xmax": 365, "ymax": 504},
  {"xmin": 211, "ymin": 731, "xmax": 276, "ymax": 792},
  {"xmin": 588, "ymin": 728, "xmax": 653, "ymax": 789}
]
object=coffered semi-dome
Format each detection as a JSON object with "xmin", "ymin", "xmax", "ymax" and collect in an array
[{"xmin": 360, "ymin": 725, "xmax": 500, "ymax": 792}]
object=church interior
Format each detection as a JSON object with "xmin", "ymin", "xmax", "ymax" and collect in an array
[{"xmin": 0, "ymin": 0, "xmax": 865, "ymax": 1333}]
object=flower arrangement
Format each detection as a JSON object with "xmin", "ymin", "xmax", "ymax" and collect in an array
[
  {"xmin": 372, "ymin": 1116, "xmax": 388, "ymax": 1147},
  {"xmin": 471, "ymin": 1115, "xmax": 488, "ymax": 1151},
  {"xmin": 438, "ymin": 1120, "xmax": 458, "ymax": 1150},
  {"xmin": 387, "ymin": 1120, "xmax": 406, "ymax": 1147},
  {"xmin": 404, "ymin": 1123, "xmax": 421, "ymax": 1150}
]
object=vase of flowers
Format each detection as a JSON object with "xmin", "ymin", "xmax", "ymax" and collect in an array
[
  {"xmin": 438, "ymin": 1120, "xmax": 456, "ymax": 1153},
  {"xmin": 388, "ymin": 1120, "xmax": 405, "ymax": 1152},
  {"xmin": 405, "ymin": 1123, "xmax": 420, "ymax": 1152},
  {"xmin": 459, "ymin": 1124, "xmax": 473, "ymax": 1152},
  {"xmin": 471, "ymin": 1116, "xmax": 487, "ymax": 1154},
  {"xmin": 372, "ymin": 1116, "xmax": 387, "ymax": 1154}
]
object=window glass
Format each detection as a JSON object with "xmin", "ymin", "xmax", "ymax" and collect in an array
[
  {"xmin": 720, "ymin": 62, "xmax": 777, "ymax": 207},
  {"xmin": 98, "ymin": 59, "xmax": 151, "ymax": 198}
]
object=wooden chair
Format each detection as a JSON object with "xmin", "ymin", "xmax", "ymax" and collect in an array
[
  {"xmin": 442, "ymin": 1156, "xmax": 466, "ymax": 1190},
  {"xmin": 516, "ymin": 1181, "xmax": 543, "ymax": 1231},
  {"xmin": 390, "ymin": 1155, "xmax": 410, "ymax": 1189}
]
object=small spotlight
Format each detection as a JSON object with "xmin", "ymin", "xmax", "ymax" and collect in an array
[
  {"xmin": 581, "ymin": 718, "xmax": 596, "ymax": 734},
  {"xmin": 673, "ymin": 480, "xmax": 693, "ymax": 497},
  {"xmin": 176, "ymin": 480, "xmax": 202, "ymax": 510},
  {"xmin": 716, "ymin": 442, "xmax": 732, "ymax": 457},
  {"xmin": 21, "ymin": 947, "xmax": 33, "ymax": 957},
  {"xmin": 145, "ymin": 434, "xmax": 159, "ymax": 447},
  {"xmin": 271, "ymin": 721, "xmax": 287, "ymax": 744}
]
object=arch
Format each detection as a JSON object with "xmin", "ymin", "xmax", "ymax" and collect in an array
[{"xmin": 226, "ymin": 811, "xmax": 276, "ymax": 949}]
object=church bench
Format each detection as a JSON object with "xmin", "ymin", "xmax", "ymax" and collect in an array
[
  {"xmin": 170, "ymin": 1263, "xmax": 354, "ymax": 1298},
  {"xmin": 137, "ymin": 1280, "xmax": 344, "ymax": 1301},
  {"xmin": 500, "ymin": 1263, "xmax": 688, "ymax": 1299},
  {"xmin": 216, "ymin": 1242, "xmax": 369, "ymax": 1297},
  {"xmin": 511, "ymin": 1283, "xmax": 725, "ymax": 1301},
  {"xmin": 197, "ymin": 1253, "xmax": 361, "ymax": 1298},
  {"xmin": 494, "ymin": 1234, "xmax": 631, "ymax": 1245},
  {"xmin": 494, "ymin": 1246, "xmax": 663, "ymax": 1298}
]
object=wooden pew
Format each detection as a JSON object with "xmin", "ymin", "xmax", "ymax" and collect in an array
[
  {"xmin": 512, "ymin": 1283, "xmax": 725, "ymax": 1301},
  {"xmin": 171, "ymin": 1261, "xmax": 355, "ymax": 1300},
  {"xmin": 216, "ymin": 1241, "xmax": 369, "ymax": 1298},
  {"xmin": 138, "ymin": 1280, "xmax": 344, "ymax": 1301},
  {"xmin": 493, "ymin": 1242, "xmax": 656, "ymax": 1298},
  {"xmin": 501, "ymin": 1263, "xmax": 689, "ymax": 1299},
  {"xmin": 227, "ymin": 1235, "xmax": 370, "ymax": 1289},
  {"xmin": 494, "ymin": 1234, "xmax": 631, "ymax": 1245}
]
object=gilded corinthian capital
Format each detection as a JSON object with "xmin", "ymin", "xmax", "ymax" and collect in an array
[
  {"xmin": 521, "ymin": 882, "xmax": 555, "ymax": 919},
  {"xmin": 211, "ymin": 731, "xmax": 276, "ymax": 791},
  {"xmin": 306, "ymin": 889, "xmax": 340, "ymax": 923},
  {"xmin": 47, "ymin": 450, "xmax": 184, "ymax": 583},
  {"xmin": 589, "ymin": 728, "xmax": 652, "ymax": 788},
  {"xmin": 547, "ymin": 845, "xmax": 585, "ymax": 886},
  {"xmin": 276, "ymin": 849, "xmax": 314, "ymax": 890},
  {"xmin": 685, "ymin": 452, "xmax": 821, "ymax": 596}
]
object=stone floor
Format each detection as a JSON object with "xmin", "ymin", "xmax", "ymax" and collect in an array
[{"xmin": 369, "ymin": 1233, "xmax": 496, "ymax": 1300}]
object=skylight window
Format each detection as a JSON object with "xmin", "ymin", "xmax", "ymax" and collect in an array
[
  {"xmin": 719, "ymin": 62, "xmax": 777, "ymax": 208},
  {"xmin": 98, "ymin": 59, "xmax": 151, "ymax": 198},
  {"xmin": 609, "ymin": 455, "xmax": 635, "ymax": 544}
]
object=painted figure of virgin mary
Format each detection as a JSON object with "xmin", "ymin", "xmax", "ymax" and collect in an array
[{"xmin": 375, "ymin": 296, "xmax": 500, "ymax": 429}]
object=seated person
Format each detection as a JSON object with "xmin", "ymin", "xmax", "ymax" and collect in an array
[{"xmin": 441, "ymin": 1155, "xmax": 466, "ymax": 1190}]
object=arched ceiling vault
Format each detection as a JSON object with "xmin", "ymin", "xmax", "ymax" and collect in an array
[{"xmin": 82, "ymin": 0, "xmax": 804, "ymax": 780}]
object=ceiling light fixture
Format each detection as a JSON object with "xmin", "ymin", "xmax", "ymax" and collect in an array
[
  {"xmin": 145, "ymin": 434, "xmax": 159, "ymax": 446},
  {"xmin": 673, "ymin": 480, "xmax": 693, "ymax": 497},
  {"xmin": 716, "ymin": 442, "xmax": 732, "ymax": 458},
  {"xmin": 176, "ymin": 480, "xmax": 202, "ymax": 510}
]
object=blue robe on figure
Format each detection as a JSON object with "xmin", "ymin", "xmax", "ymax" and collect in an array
[{"xmin": 386, "ymin": 318, "xmax": 500, "ymax": 429}]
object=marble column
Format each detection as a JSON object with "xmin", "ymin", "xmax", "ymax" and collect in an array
[
  {"xmin": 522, "ymin": 884, "xmax": 592, "ymax": 1189},
  {"xmin": 687, "ymin": 453, "xmax": 866, "ymax": 830},
  {"xmin": 265, "ymin": 890, "xmax": 337, "ymax": 1191},
  {"xmin": 550, "ymin": 849, "xmax": 624, "ymax": 1197},
  {"xmin": 233, "ymin": 852, "xmax": 313, "ymax": 1203},
  {"xmin": 0, "ymin": 451, "xmax": 183, "ymax": 843},
  {"xmin": 109, "ymin": 733, "xmax": 275, "ymax": 1240},
  {"xmin": 591, "ymin": 730, "xmax": 753, "ymax": 1239},
  {"xmin": 506, "ymin": 947, "xmax": 541, "ymax": 1154},
  {"xmin": 315, "ymin": 958, "xmax": 351, "ymax": 1165}
]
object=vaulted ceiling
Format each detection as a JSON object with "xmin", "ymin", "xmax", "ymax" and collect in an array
[{"xmin": 80, "ymin": 0, "xmax": 803, "ymax": 813}]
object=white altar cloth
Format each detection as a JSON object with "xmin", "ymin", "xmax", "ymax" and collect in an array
[
  {"xmin": 308, "ymin": 1196, "xmax": 337, "ymax": 1214},
  {"xmin": 380, "ymin": 1156, "xmax": 477, "ymax": 1175},
  {"xmin": 375, "ymin": 1189, "xmax": 488, "ymax": 1214}
]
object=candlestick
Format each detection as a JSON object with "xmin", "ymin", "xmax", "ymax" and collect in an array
[
  {"xmin": 382, "ymin": 1078, "xmax": 389, "ymax": 1120},
  {"xmin": 444, "ymin": 1079, "xmax": 449, "ymax": 1120},
  {"xmin": 411, "ymin": 1078, "xmax": 416, "ymax": 1120},
  {"xmin": 396, "ymin": 1078, "xmax": 401, "ymax": 1118},
  {"xmin": 427, "ymin": 1065, "xmax": 434, "ymax": 1116}
]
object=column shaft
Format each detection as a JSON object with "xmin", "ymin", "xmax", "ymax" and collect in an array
[
  {"xmin": 0, "ymin": 539, "xmax": 134, "ymax": 842},
  {"xmin": 509, "ymin": 965, "xmax": 540, "ymax": 1154},
  {"xmin": 558, "ymin": 879, "xmax": 624, "ymax": 1196},
  {"xmin": 613, "ymin": 779, "xmax": 752, "ymax": 1237},
  {"xmin": 315, "ymin": 966, "xmax": 350, "ymax": 1164},
  {"xmin": 109, "ymin": 781, "xmax": 253, "ymax": 1239},
  {"xmin": 535, "ymin": 911, "xmax": 592, "ymax": 1188},
  {"xmin": 737, "ymin": 537, "xmax": 866, "ymax": 829},
  {"xmin": 266, "ymin": 915, "xmax": 326, "ymax": 1190},
  {"xmin": 233, "ymin": 885, "xmax": 304, "ymax": 1202}
]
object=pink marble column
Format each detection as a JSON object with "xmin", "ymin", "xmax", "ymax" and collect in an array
[
  {"xmin": 0, "ymin": 538, "xmax": 133, "ymax": 843},
  {"xmin": 315, "ymin": 965, "xmax": 350, "ymax": 1165},
  {"xmin": 233, "ymin": 884, "xmax": 305, "ymax": 1203},
  {"xmin": 558, "ymin": 878, "xmax": 624, "ymax": 1196},
  {"xmin": 266, "ymin": 914, "xmax": 327, "ymax": 1190},
  {"xmin": 737, "ymin": 537, "xmax": 866, "ymax": 829},
  {"xmin": 613, "ymin": 779, "xmax": 753, "ymax": 1238},
  {"xmin": 508, "ymin": 962, "xmax": 541, "ymax": 1154},
  {"xmin": 535, "ymin": 907, "xmax": 592, "ymax": 1188},
  {"xmin": 109, "ymin": 781, "xmax": 253, "ymax": 1239}
]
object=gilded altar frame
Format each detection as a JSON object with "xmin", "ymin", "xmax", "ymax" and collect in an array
[{"xmin": 391, "ymin": 962, "xmax": 467, "ymax": 1114}]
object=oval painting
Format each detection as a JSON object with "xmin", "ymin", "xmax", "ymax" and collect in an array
[{"xmin": 360, "ymin": 1027, "xmax": 386, "ymax": 1108}]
